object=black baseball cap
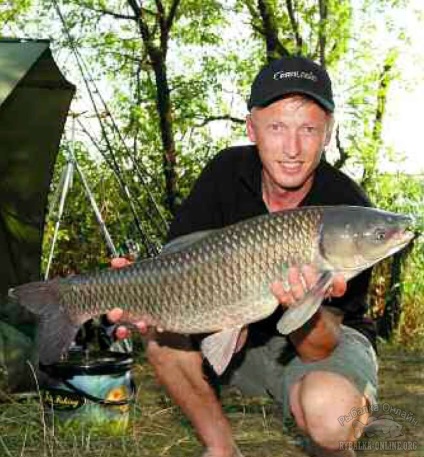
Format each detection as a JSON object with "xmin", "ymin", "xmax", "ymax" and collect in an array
[{"xmin": 248, "ymin": 56, "xmax": 334, "ymax": 112}]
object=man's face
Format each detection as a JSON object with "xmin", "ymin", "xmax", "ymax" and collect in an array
[{"xmin": 246, "ymin": 96, "xmax": 333, "ymax": 191}]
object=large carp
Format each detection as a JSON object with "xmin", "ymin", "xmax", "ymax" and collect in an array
[{"xmin": 11, "ymin": 206, "xmax": 414, "ymax": 374}]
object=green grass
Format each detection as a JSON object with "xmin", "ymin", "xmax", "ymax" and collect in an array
[{"xmin": 369, "ymin": 239, "xmax": 424, "ymax": 351}]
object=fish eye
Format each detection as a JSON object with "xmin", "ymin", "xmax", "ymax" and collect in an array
[{"xmin": 374, "ymin": 228, "xmax": 387, "ymax": 241}]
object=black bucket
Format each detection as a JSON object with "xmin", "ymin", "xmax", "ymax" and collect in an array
[{"xmin": 40, "ymin": 350, "xmax": 135, "ymax": 431}]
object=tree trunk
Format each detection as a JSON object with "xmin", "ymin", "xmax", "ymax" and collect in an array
[
  {"xmin": 362, "ymin": 51, "xmax": 396, "ymax": 188},
  {"xmin": 377, "ymin": 251, "xmax": 407, "ymax": 340},
  {"xmin": 128, "ymin": 0, "xmax": 179, "ymax": 216},
  {"xmin": 257, "ymin": 0, "xmax": 290, "ymax": 61},
  {"xmin": 318, "ymin": 0, "xmax": 328, "ymax": 67},
  {"xmin": 151, "ymin": 52, "xmax": 177, "ymax": 215},
  {"xmin": 286, "ymin": 0, "xmax": 303, "ymax": 54}
]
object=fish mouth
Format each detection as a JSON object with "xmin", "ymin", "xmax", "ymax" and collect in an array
[
  {"xmin": 367, "ymin": 228, "xmax": 415, "ymax": 267},
  {"xmin": 390, "ymin": 213, "xmax": 418, "ymax": 248},
  {"xmin": 391, "ymin": 229, "xmax": 415, "ymax": 251},
  {"xmin": 390, "ymin": 226, "xmax": 415, "ymax": 244},
  {"xmin": 341, "ymin": 228, "xmax": 415, "ymax": 273}
]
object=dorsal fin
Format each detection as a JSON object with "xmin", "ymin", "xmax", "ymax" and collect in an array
[{"xmin": 160, "ymin": 230, "xmax": 216, "ymax": 256}]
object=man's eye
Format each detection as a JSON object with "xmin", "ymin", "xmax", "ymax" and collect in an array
[
  {"xmin": 270, "ymin": 123, "xmax": 282, "ymax": 131},
  {"xmin": 301, "ymin": 126, "xmax": 317, "ymax": 134}
]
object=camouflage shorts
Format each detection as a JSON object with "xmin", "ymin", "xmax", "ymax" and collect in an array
[{"xmin": 222, "ymin": 325, "xmax": 378, "ymax": 423}]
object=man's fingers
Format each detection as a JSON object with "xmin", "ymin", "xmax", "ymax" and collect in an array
[
  {"xmin": 134, "ymin": 320, "xmax": 149, "ymax": 335},
  {"xmin": 111, "ymin": 257, "xmax": 132, "ymax": 269},
  {"xmin": 106, "ymin": 307, "xmax": 124, "ymax": 323},
  {"xmin": 105, "ymin": 308, "xmax": 150, "ymax": 337},
  {"xmin": 301, "ymin": 265, "xmax": 319, "ymax": 289},
  {"xmin": 288, "ymin": 267, "xmax": 307, "ymax": 301},
  {"xmin": 115, "ymin": 325, "xmax": 130, "ymax": 340},
  {"xmin": 270, "ymin": 281, "xmax": 294, "ymax": 306},
  {"xmin": 271, "ymin": 267, "xmax": 347, "ymax": 310},
  {"xmin": 114, "ymin": 321, "xmax": 149, "ymax": 340},
  {"xmin": 329, "ymin": 274, "xmax": 347, "ymax": 297},
  {"xmin": 270, "ymin": 265, "xmax": 320, "ymax": 308}
]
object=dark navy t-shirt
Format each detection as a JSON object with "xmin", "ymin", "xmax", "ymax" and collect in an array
[{"xmin": 168, "ymin": 145, "xmax": 376, "ymax": 347}]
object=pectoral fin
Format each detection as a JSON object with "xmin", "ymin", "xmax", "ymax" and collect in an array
[
  {"xmin": 201, "ymin": 327, "xmax": 242, "ymax": 375},
  {"xmin": 277, "ymin": 271, "xmax": 333, "ymax": 335}
]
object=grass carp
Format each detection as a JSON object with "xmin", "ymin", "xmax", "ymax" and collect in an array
[{"xmin": 11, "ymin": 206, "xmax": 415, "ymax": 374}]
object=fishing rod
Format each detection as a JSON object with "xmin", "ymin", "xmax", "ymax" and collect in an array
[
  {"xmin": 51, "ymin": 0, "xmax": 168, "ymax": 239},
  {"xmin": 75, "ymin": 118, "xmax": 161, "ymax": 257},
  {"xmin": 51, "ymin": 0, "xmax": 162, "ymax": 256}
]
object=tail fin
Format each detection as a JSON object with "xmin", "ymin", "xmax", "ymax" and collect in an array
[{"xmin": 10, "ymin": 280, "xmax": 80, "ymax": 365}]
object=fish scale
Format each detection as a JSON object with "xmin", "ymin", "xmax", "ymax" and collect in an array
[
  {"xmin": 12, "ymin": 205, "xmax": 414, "ymax": 371},
  {"xmin": 59, "ymin": 207, "xmax": 322, "ymax": 333}
]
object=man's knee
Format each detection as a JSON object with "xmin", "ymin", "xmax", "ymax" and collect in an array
[
  {"xmin": 296, "ymin": 371, "xmax": 368, "ymax": 449},
  {"xmin": 146, "ymin": 337, "xmax": 202, "ymax": 382},
  {"xmin": 146, "ymin": 339, "xmax": 173, "ymax": 368}
]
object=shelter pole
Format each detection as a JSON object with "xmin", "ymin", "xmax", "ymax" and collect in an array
[
  {"xmin": 68, "ymin": 114, "xmax": 118, "ymax": 258},
  {"xmin": 44, "ymin": 153, "xmax": 74, "ymax": 280},
  {"xmin": 73, "ymin": 159, "xmax": 118, "ymax": 259},
  {"xmin": 44, "ymin": 116, "xmax": 119, "ymax": 279}
]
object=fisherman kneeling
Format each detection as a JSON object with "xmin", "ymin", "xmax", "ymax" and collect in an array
[{"xmin": 109, "ymin": 56, "xmax": 379, "ymax": 457}]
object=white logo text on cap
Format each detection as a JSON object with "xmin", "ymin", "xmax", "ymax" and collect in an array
[{"xmin": 273, "ymin": 71, "xmax": 318, "ymax": 82}]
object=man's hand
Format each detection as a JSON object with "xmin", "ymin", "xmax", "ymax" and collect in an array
[
  {"xmin": 270, "ymin": 265, "xmax": 346, "ymax": 307},
  {"xmin": 106, "ymin": 257, "xmax": 147, "ymax": 340},
  {"xmin": 269, "ymin": 265, "xmax": 346, "ymax": 362},
  {"xmin": 110, "ymin": 257, "xmax": 132, "ymax": 269},
  {"xmin": 106, "ymin": 307, "xmax": 148, "ymax": 339}
]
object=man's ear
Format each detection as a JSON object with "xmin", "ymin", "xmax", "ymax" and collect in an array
[
  {"xmin": 325, "ymin": 114, "xmax": 335, "ymax": 146},
  {"xmin": 246, "ymin": 113, "xmax": 256, "ymax": 143}
]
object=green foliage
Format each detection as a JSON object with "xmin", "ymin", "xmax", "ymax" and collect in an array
[
  {"xmin": 367, "ymin": 173, "xmax": 424, "ymax": 349},
  {"xmin": 239, "ymin": 0, "xmax": 352, "ymax": 63},
  {"xmin": 0, "ymin": 0, "xmax": 32, "ymax": 28},
  {"xmin": 4, "ymin": 0, "xmax": 424, "ymax": 347}
]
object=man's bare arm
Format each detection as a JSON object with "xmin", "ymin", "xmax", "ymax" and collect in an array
[
  {"xmin": 288, "ymin": 308, "xmax": 343, "ymax": 362},
  {"xmin": 271, "ymin": 266, "xmax": 346, "ymax": 362}
]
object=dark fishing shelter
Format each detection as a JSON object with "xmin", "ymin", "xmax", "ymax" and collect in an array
[{"xmin": 0, "ymin": 38, "xmax": 75, "ymax": 392}]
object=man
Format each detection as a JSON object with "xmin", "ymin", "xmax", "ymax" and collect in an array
[{"xmin": 109, "ymin": 56, "xmax": 378, "ymax": 457}]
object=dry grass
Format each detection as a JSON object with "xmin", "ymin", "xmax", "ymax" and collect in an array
[{"xmin": 0, "ymin": 344, "xmax": 423, "ymax": 457}]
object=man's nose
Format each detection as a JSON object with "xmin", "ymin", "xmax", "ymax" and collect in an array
[{"xmin": 282, "ymin": 131, "xmax": 301, "ymax": 158}]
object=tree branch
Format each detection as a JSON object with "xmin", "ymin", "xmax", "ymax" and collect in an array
[
  {"xmin": 166, "ymin": 0, "xmax": 182, "ymax": 30},
  {"xmin": 245, "ymin": 0, "xmax": 262, "ymax": 35},
  {"xmin": 363, "ymin": 50, "xmax": 397, "ymax": 187},
  {"xmin": 318, "ymin": 0, "xmax": 328, "ymax": 67},
  {"xmin": 372, "ymin": 57, "xmax": 395, "ymax": 141},
  {"xmin": 103, "ymin": 50, "xmax": 148, "ymax": 65},
  {"xmin": 154, "ymin": 0, "xmax": 166, "ymax": 30},
  {"xmin": 154, "ymin": 0, "xmax": 168, "ymax": 54},
  {"xmin": 127, "ymin": 0, "xmax": 141, "ymax": 18},
  {"xmin": 193, "ymin": 115, "xmax": 245, "ymax": 128},
  {"xmin": 82, "ymin": 7, "xmax": 136, "ymax": 20},
  {"xmin": 128, "ymin": 0, "xmax": 152, "ymax": 46},
  {"xmin": 334, "ymin": 125, "xmax": 349, "ymax": 169},
  {"xmin": 285, "ymin": 0, "xmax": 303, "ymax": 53},
  {"xmin": 257, "ymin": 0, "xmax": 290, "ymax": 61}
]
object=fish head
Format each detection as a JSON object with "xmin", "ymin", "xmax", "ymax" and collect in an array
[{"xmin": 320, "ymin": 207, "xmax": 415, "ymax": 272}]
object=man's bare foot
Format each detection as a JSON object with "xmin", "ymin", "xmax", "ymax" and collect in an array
[{"xmin": 201, "ymin": 443, "xmax": 244, "ymax": 457}]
